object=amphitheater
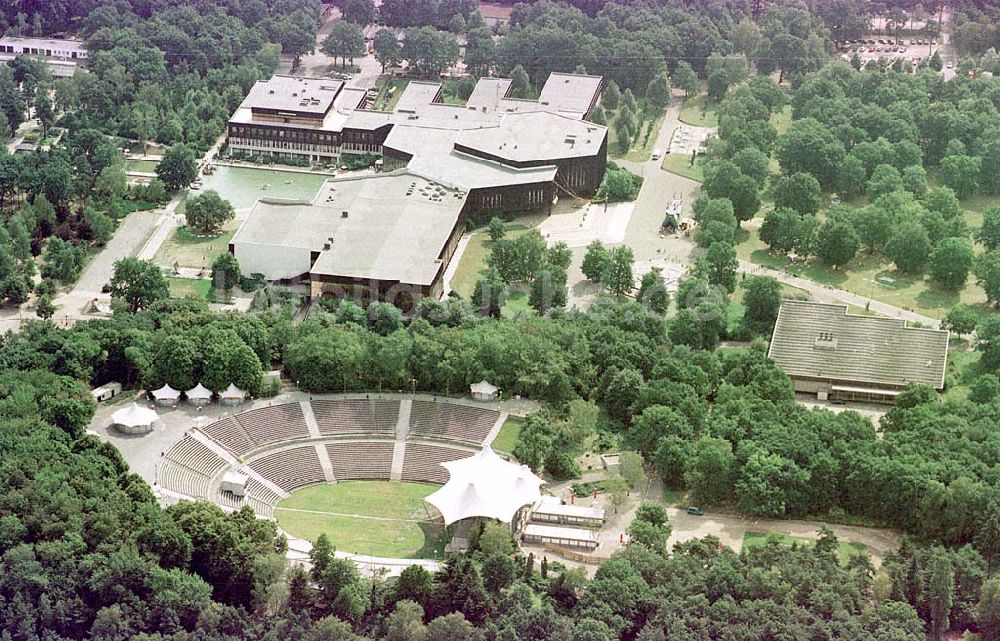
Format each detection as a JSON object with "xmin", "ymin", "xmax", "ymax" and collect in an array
[{"xmin": 156, "ymin": 397, "xmax": 505, "ymax": 521}]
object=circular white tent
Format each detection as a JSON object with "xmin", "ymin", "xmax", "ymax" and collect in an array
[
  {"xmin": 185, "ymin": 383, "xmax": 213, "ymax": 406},
  {"xmin": 111, "ymin": 402, "xmax": 158, "ymax": 435},
  {"xmin": 425, "ymin": 446, "xmax": 545, "ymax": 527},
  {"xmin": 151, "ymin": 384, "xmax": 180, "ymax": 406}
]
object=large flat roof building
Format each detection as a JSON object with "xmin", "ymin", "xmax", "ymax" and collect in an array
[
  {"xmin": 227, "ymin": 71, "xmax": 607, "ymax": 304},
  {"xmin": 231, "ymin": 170, "xmax": 468, "ymax": 300},
  {"xmin": 227, "ymin": 72, "xmax": 607, "ymax": 205},
  {"xmin": 767, "ymin": 300, "xmax": 949, "ymax": 404}
]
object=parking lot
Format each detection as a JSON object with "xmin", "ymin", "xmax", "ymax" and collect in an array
[{"xmin": 838, "ymin": 36, "xmax": 941, "ymax": 69}]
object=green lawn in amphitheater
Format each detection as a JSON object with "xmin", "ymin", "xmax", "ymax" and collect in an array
[{"xmin": 274, "ymin": 481, "xmax": 449, "ymax": 559}]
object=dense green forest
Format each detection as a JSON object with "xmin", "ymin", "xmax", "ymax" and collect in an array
[{"xmin": 3, "ymin": 289, "xmax": 1000, "ymax": 639}]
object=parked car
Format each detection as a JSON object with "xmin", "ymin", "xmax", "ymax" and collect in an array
[{"xmin": 687, "ymin": 506, "xmax": 704, "ymax": 516}]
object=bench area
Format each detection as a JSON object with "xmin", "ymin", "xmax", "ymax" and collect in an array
[
  {"xmin": 249, "ymin": 446, "xmax": 326, "ymax": 492},
  {"xmin": 401, "ymin": 443, "xmax": 470, "ymax": 484},
  {"xmin": 311, "ymin": 399, "xmax": 399, "ymax": 436},
  {"xmin": 326, "ymin": 441, "xmax": 394, "ymax": 480},
  {"xmin": 159, "ymin": 436, "xmax": 229, "ymax": 499},
  {"xmin": 408, "ymin": 401, "xmax": 498, "ymax": 444}
]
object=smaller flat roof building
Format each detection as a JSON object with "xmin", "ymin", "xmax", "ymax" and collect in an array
[
  {"xmin": 522, "ymin": 523, "xmax": 599, "ymax": 550},
  {"xmin": 767, "ymin": 300, "xmax": 949, "ymax": 404},
  {"xmin": 531, "ymin": 497, "xmax": 605, "ymax": 528}
]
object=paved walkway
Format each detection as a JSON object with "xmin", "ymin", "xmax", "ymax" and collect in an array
[
  {"xmin": 564, "ymin": 96, "xmax": 701, "ymax": 308},
  {"xmin": 738, "ymin": 260, "xmax": 941, "ymax": 328}
]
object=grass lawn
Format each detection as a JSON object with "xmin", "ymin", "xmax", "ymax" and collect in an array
[
  {"xmin": 120, "ymin": 199, "xmax": 160, "ymax": 214},
  {"xmin": 735, "ymin": 227, "xmax": 989, "ymax": 319},
  {"xmin": 275, "ymin": 481, "xmax": 448, "ymax": 559},
  {"xmin": 449, "ymin": 226, "xmax": 529, "ymax": 298},
  {"xmin": 502, "ymin": 289, "xmax": 532, "ymax": 317},
  {"xmin": 167, "ymin": 277, "xmax": 212, "ymax": 301},
  {"xmin": 943, "ymin": 348, "xmax": 983, "ymax": 401},
  {"xmin": 770, "ymin": 105, "xmax": 794, "ymax": 135},
  {"xmin": 679, "ymin": 94, "xmax": 719, "ymax": 128},
  {"xmin": 373, "ymin": 75, "xmax": 410, "ymax": 111},
  {"xmin": 125, "ymin": 159, "xmax": 160, "ymax": 173},
  {"xmin": 491, "ymin": 416, "xmax": 524, "ymax": 454},
  {"xmin": 153, "ymin": 224, "xmax": 236, "ymax": 270},
  {"xmin": 742, "ymin": 531, "xmax": 869, "ymax": 565},
  {"xmin": 661, "ymin": 153, "xmax": 705, "ymax": 181}
]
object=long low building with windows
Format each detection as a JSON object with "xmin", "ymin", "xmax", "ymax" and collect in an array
[
  {"xmin": 767, "ymin": 300, "xmax": 949, "ymax": 404},
  {"xmin": 0, "ymin": 36, "xmax": 88, "ymax": 77}
]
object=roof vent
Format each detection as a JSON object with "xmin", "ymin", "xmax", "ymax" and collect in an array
[
  {"xmin": 814, "ymin": 332, "xmax": 838, "ymax": 350},
  {"xmin": 268, "ymin": 89, "xmax": 275, "ymax": 94},
  {"xmin": 292, "ymin": 92, "xmax": 298, "ymax": 97},
  {"xmin": 322, "ymin": 242, "xmax": 331, "ymax": 250},
  {"xmin": 341, "ymin": 210, "xmax": 349, "ymax": 218}
]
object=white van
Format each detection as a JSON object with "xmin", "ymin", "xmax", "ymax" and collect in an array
[{"xmin": 651, "ymin": 148, "xmax": 662, "ymax": 161}]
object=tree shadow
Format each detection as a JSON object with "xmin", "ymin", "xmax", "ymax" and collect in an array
[
  {"xmin": 414, "ymin": 521, "xmax": 448, "ymax": 560},
  {"xmin": 915, "ymin": 283, "xmax": 960, "ymax": 311}
]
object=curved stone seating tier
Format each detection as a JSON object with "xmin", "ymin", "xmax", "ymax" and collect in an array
[
  {"xmin": 408, "ymin": 401, "xmax": 498, "ymax": 444},
  {"xmin": 326, "ymin": 441, "xmax": 394, "ymax": 480},
  {"xmin": 158, "ymin": 460, "xmax": 213, "ymax": 499},
  {"xmin": 248, "ymin": 446, "xmax": 326, "ymax": 492},
  {"xmin": 236, "ymin": 403, "xmax": 309, "ymax": 446},
  {"xmin": 201, "ymin": 416, "xmax": 255, "ymax": 457},
  {"xmin": 165, "ymin": 436, "xmax": 229, "ymax": 477},
  {"xmin": 311, "ymin": 399, "xmax": 399, "ymax": 436},
  {"xmin": 401, "ymin": 443, "xmax": 470, "ymax": 484}
]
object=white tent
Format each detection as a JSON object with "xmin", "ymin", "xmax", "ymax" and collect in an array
[
  {"xmin": 425, "ymin": 446, "xmax": 545, "ymax": 526},
  {"xmin": 469, "ymin": 380, "xmax": 499, "ymax": 401},
  {"xmin": 186, "ymin": 383, "xmax": 213, "ymax": 405},
  {"xmin": 151, "ymin": 384, "xmax": 181, "ymax": 406},
  {"xmin": 111, "ymin": 402, "xmax": 158, "ymax": 434},
  {"xmin": 220, "ymin": 383, "xmax": 246, "ymax": 405}
]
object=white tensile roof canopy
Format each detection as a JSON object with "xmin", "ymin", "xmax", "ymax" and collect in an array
[
  {"xmin": 151, "ymin": 384, "xmax": 180, "ymax": 400},
  {"xmin": 186, "ymin": 383, "xmax": 213, "ymax": 399},
  {"xmin": 425, "ymin": 446, "xmax": 545, "ymax": 526},
  {"xmin": 221, "ymin": 383, "xmax": 245, "ymax": 399},
  {"xmin": 111, "ymin": 402, "xmax": 158, "ymax": 428},
  {"xmin": 470, "ymin": 380, "xmax": 499, "ymax": 395}
]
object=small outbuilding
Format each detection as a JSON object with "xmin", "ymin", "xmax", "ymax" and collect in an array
[
  {"xmin": 220, "ymin": 470, "xmax": 249, "ymax": 497},
  {"xmin": 151, "ymin": 384, "xmax": 181, "ymax": 407},
  {"xmin": 91, "ymin": 382, "xmax": 122, "ymax": 403},
  {"xmin": 185, "ymin": 383, "xmax": 213, "ymax": 406},
  {"xmin": 470, "ymin": 380, "xmax": 499, "ymax": 401},
  {"xmin": 110, "ymin": 402, "xmax": 158, "ymax": 435},
  {"xmin": 220, "ymin": 383, "xmax": 246, "ymax": 406},
  {"xmin": 530, "ymin": 497, "xmax": 606, "ymax": 529}
]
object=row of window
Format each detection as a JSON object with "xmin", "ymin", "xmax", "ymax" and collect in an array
[
  {"xmin": 229, "ymin": 125, "xmax": 337, "ymax": 144},
  {"xmin": 230, "ymin": 139, "xmax": 338, "ymax": 154},
  {"xmin": 0, "ymin": 45, "xmax": 85, "ymax": 58}
]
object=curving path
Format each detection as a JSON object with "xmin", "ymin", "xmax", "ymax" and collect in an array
[{"xmin": 737, "ymin": 260, "xmax": 941, "ymax": 329}]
